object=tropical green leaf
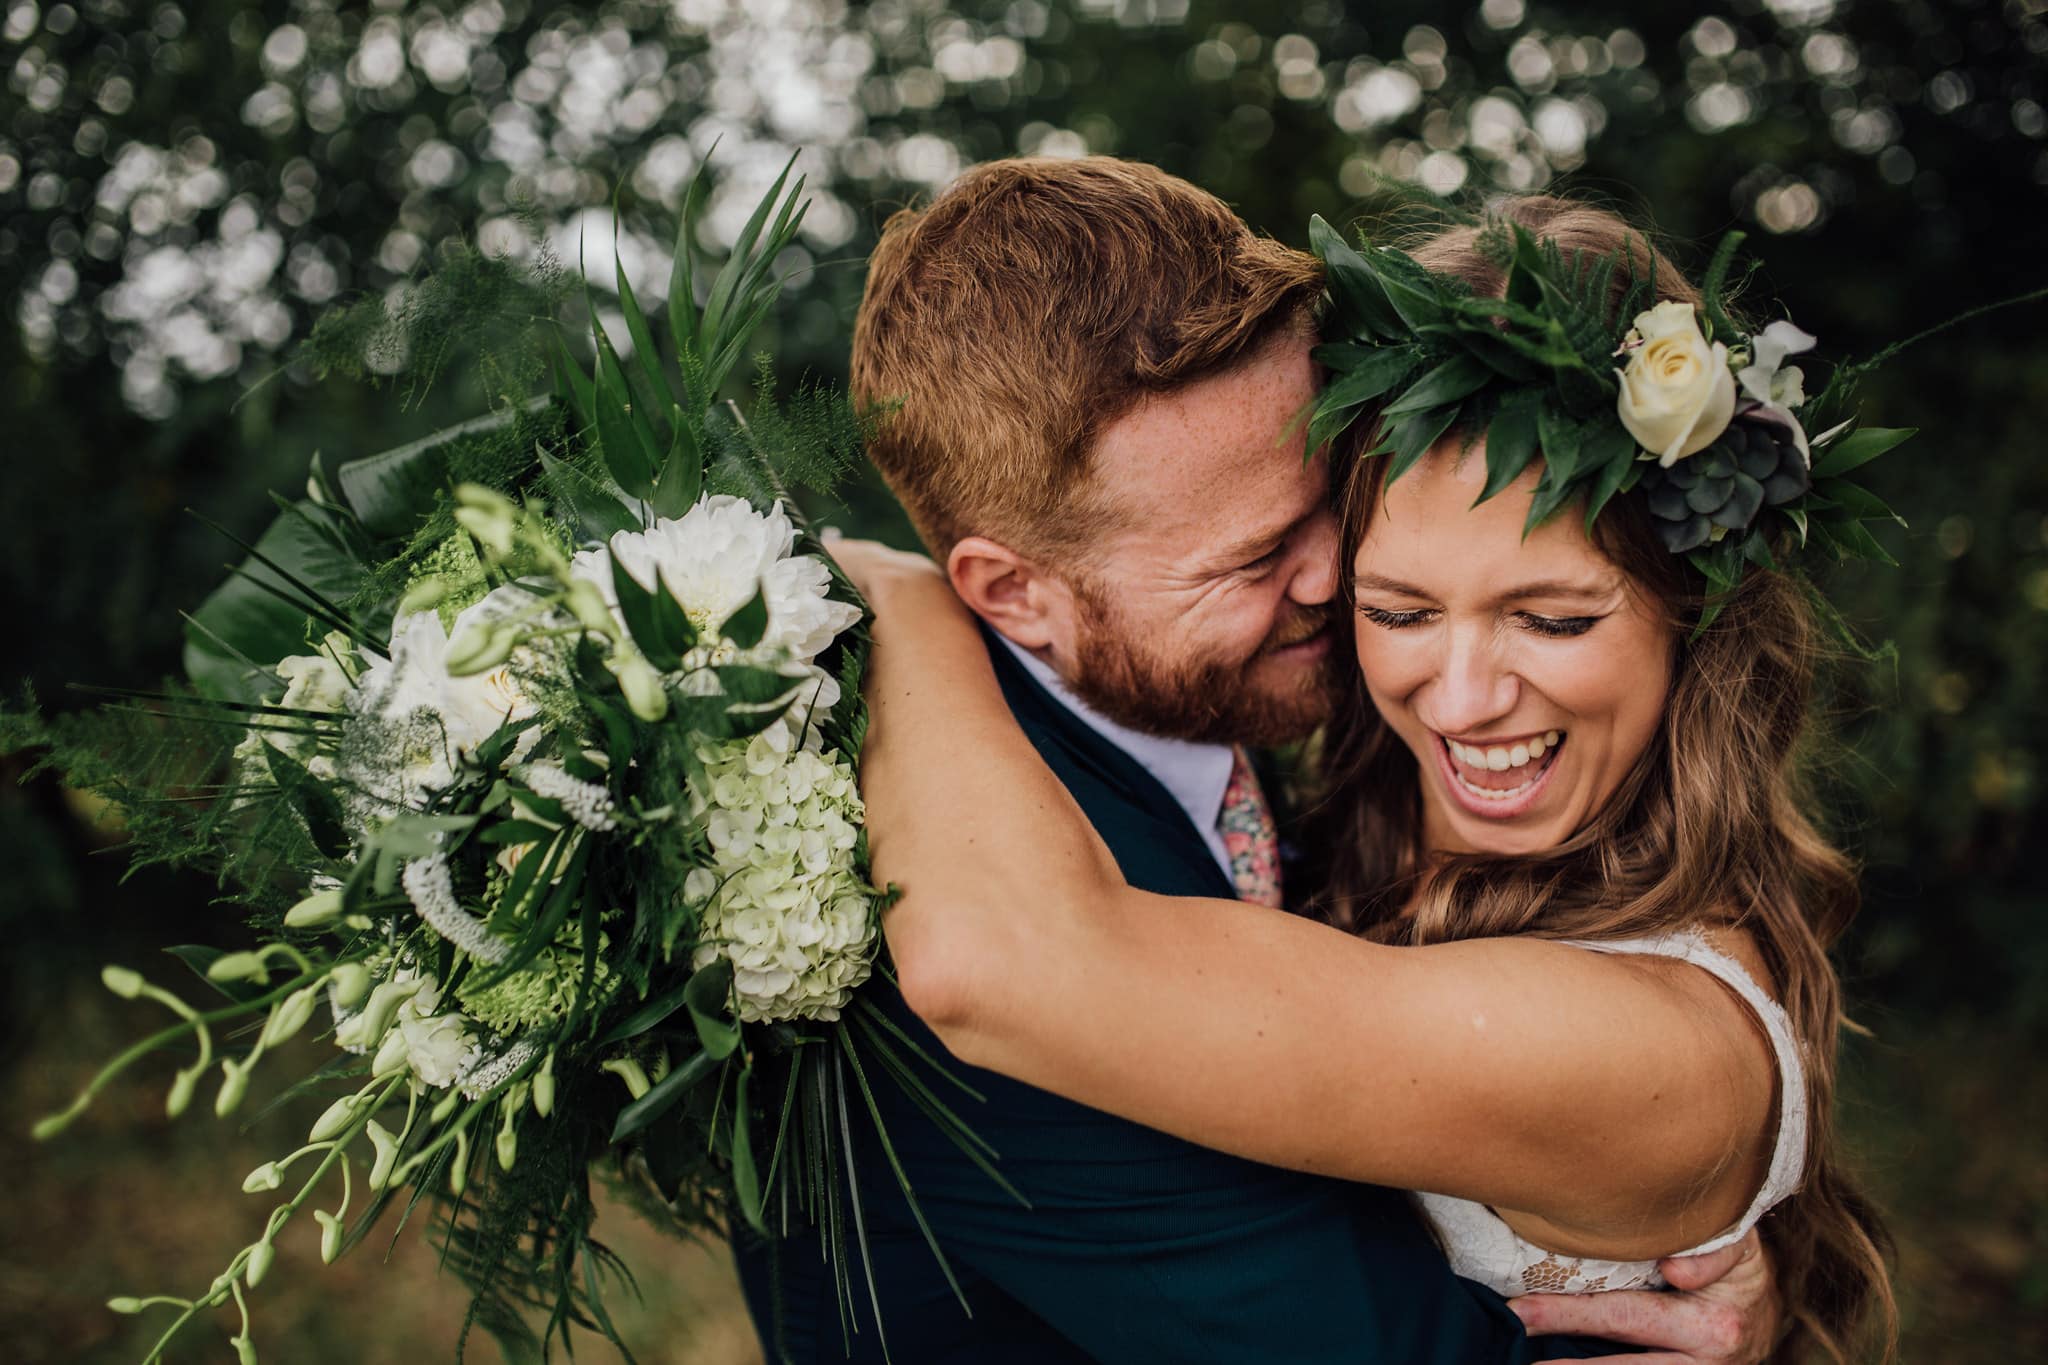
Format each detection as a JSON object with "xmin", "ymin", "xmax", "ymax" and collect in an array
[
  {"xmin": 334, "ymin": 403, "xmax": 544, "ymax": 539},
  {"xmin": 649, "ymin": 405, "xmax": 704, "ymax": 520},
  {"xmin": 1535, "ymin": 397, "xmax": 1587, "ymax": 484},
  {"xmin": 614, "ymin": 238, "xmax": 674, "ymax": 413},
  {"xmin": 609, "ymin": 1047, "xmax": 721, "ymax": 1143},
  {"xmin": 182, "ymin": 499, "xmax": 367, "ymax": 703},
  {"xmin": 683, "ymin": 958, "xmax": 742, "ymax": 1059},
  {"xmin": 592, "ymin": 327, "xmax": 658, "ymax": 500},
  {"xmin": 1379, "ymin": 403, "xmax": 1462, "ymax": 484},
  {"xmin": 1812, "ymin": 426, "xmax": 1915, "ymax": 480},
  {"xmin": 1381, "ymin": 355, "xmax": 1492, "ymax": 420},
  {"xmin": 1308, "ymin": 216, "xmax": 1403, "ymax": 341},
  {"xmin": 537, "ymin": 447, "xmax": 640, "ymax": 541},
  {"xmin": 608, "ymin": 555, "xmax": 685, "ymax": 672},
  {"xmin": 1481, "ymin": 389, "xmax": 1543, "ymax": 503},
  {"xmin": 730, "ymin": 1065, "xmax": 767, "ymax": 1235},
  {"xmin": 722, "ymin": 585, "xmax": 770, "ymax": 651}
]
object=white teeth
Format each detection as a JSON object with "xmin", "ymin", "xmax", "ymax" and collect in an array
[
  {"xmin": 1509, "ymin": 744, "xmax": 1530, "ymax": 767},
  {"xmin": 1485, "ymin": 747, "xmax": 1511, "ymax": 771},
  {"xmin": 1527, "ymin": 735, "xmax": 1546, "ymax": 758},
  {"xmin": 1442, "ymin": 731, "xmax": 1567, "ymax": 785},
  {"xmin": 1544, "ymin": 730, "xmax": 1560, "ymax": 747}
]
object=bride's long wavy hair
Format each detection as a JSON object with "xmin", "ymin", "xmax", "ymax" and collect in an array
[{"xmin": 1300, "ymin": 196, "xmax": 1896, "ymax": 1363}]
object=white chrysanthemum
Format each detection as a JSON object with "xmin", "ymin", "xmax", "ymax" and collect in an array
[
  {"xmin": 686, "ymin": 738, "xmax": 877, "ymax": 1022},
  {"xmin": 568, "ymin": 495, "xmax": 862, "ymax": 667},
  {"xmin": 346, "ymin": 585, "xmax": 552, "ymax": 811}
]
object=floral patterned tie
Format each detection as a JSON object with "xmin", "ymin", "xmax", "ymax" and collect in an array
[{"xmin": 1219, "ymin": 745, "xmax": 1283, "ymax": 909}]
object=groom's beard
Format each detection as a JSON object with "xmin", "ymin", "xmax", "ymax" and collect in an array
[{"xmin": 1065, "ymin": 582, "xmax": 1339, "ymax": 748}]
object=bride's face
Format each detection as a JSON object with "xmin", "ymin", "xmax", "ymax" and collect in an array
[{"xmin": 1350, "ymin": 442, "xmax": 1673, "ymax": 857}]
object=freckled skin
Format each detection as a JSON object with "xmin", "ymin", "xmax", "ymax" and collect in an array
[
  {"xmin": 1036, "ymin": 333, "xmax": 1342, "ymax": 726},
  {"xmin": 1352, "ymin": 443, "xmax": 1674, "ymax": 858}
]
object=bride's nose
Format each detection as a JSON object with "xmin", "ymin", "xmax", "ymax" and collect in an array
[{"xmin": 1420, "ymin": 627, "xmax": 1520, "ymax": 736}]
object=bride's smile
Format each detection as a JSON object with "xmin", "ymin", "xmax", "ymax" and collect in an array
[{"xmin": 1350, "ymin": 443, "xmax": 1670, "ymax": 858}]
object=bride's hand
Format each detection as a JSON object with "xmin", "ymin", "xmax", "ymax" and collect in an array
[{"xmin": 820, "ymin": 532, "xmax": 954, "ymax": 614}]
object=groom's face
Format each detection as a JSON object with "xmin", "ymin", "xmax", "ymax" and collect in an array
[{"xmin": 1056, "ymin": 332, "xmax": 1342, "ymax": 747}]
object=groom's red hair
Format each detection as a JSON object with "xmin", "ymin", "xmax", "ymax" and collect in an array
[{"xmin": 852, "ymin": 156, "xmax": 1320, "ymax": 559}]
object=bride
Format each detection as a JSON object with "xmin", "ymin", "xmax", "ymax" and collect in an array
[{"xmin": 829, "ymin": 198, "xmax": 1895, "ymax": 1363}]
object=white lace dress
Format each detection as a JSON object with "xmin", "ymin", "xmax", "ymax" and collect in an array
[{"xmin": 1414, "ymin": 930, "xmax": 1808, "ymax": 1297}]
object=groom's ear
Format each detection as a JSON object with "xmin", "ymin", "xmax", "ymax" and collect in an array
[{"xmin": 947, "ymin": 536, "xmax": 1076, "ymax": 654}]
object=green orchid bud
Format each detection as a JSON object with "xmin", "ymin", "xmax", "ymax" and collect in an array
[
  {"xmin": 207, "ymin": 951, "xmax": 270, "ymax": 985},
  {"xmin": 600, "ymin": 1057, "xmax": 652, "ymax": 1100},
  {"xmin": 371, "ymin": 1027, "xmax": 411, "ymax": 1080},
  {"xmin": 101, "ymin": 965, "xmax": 144, "ymax": 999},
  {"xmin": 215, "ymin": 1060, "xmax": 251, "ymax": 1118},
  {"xmin": 107, "ymin": 1296, "xmax": 145, "ymax": 1314},
  {"xmin": 356, "ymin": 978, "xmax": 423, "ymax": 1048},
  {"xmin": 396, "ymin": 575, "xmax": 451, "ymax": 616},
  {"xmin": 449, "ymin": 1128, "xmax": 470, "ymax": 1196},
  {"xmin": 614, "ymin": 656, "xmax": 668, "ymax": 722},
  {"xmin": 365, "ymin": 1118, "xmax": 401, "ymax": 1189},
  {"xmin": 496, "ymin": 1104, "xmax": 518, "ymax": 1172},
  {"xmin": 262, "ymin": 987, "xmax": 319, "ymax": 1048},
  {"xmin": 233, "ymin": 1334, "xmax": 259, "ymax": 1365},
  {"xmin": 165, "ymin": 1065, "xmax": 199, "ymax": 1119},
  {"xmin": 242, "ymin": 1161, "xmax": 284, "ymax": 1194},
  {"xmin": 328, "ymin": 961, "xmax": 371, "ymax": 1009},
  {"xmin": 453, "ymin": 485, "xmax": 520, "ymax": 557},
  {"xmin": 430, "ymin": 1088, "xmax": 462, "ymax": 1124},
  {"xmin": 307, "ymin": 1093, "xmax": 365, "ymax": 1143},
  {"xmin": 531, "ymin": 1052, "xmax": 555, "ymax": 1117},
  {"xmin": 245, "ymin": 1238, "xmax": 276, "ymax": 1288},
  {"xmin": 444, "ymin": 621, "xmax": 517, "ymax": 677},
  {"xmin": 313, "ymin": 1210, "xmax": 343, "ymax": 1264},
  {"xmin": 563, "ymin": 578, "xmax": 616, "ymax": 636},
  {"xmin": 283, "ymin": 887, "xmax": 345, "ymax": 929}
]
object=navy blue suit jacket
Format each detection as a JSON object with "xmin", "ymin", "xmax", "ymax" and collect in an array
[{"xmin": 734, "ymin": 631, "xmax": 1614, "ymax": 1362}]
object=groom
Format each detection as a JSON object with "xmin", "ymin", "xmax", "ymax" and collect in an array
[{"xmin": 732, "ymin": 157, "xmax": 1775, "ymax": 1363}]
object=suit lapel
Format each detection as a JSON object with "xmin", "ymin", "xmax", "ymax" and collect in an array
[{"xmin": 982, "ymin": 627, "xmax": 1237, "ymax": 901}]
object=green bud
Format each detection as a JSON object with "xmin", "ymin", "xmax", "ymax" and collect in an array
[
  {"xmin": 313, "ymin": 1210, "xmax": 343, "ymax": 1264},
  {"xmin": 262, "ymin": 987, "xmax": 319, "ymax": 1048},
  {"xmin": 365, "ymin": 1118, "xmax": 401, "ymax": 1190},
  {"xmin": 563, "ymin": 578, "xmax": 616, "ymax": 636},
  {"xmin": 107, "ymin": 1296, "xmax": 145, "ymax": 1314},
  {"xmin": 101, "ymin": 965, "xmax": 144, "ymax": 998},
  {"xmin": 600, "ymin": 1058, "xmax": 651, "ymax": 1100},
  {"xmin": 453, "ymin": 487, "xmax": 521, "ymax": 557},
  {"xmin": 31, "ymin": 1113, "xmax": 71, "ymax": 1141},
  {"xmin": 242, "ymin": 1161, "xmax": 284, "ymax": 1194},
  {"xmin": 307, "ymin": 1093, "xmax": 365, "ymax": 1143},
  {"xmin": 328, "ymin": 962, "xmax": 371, "ymax": 1009},
  {"xmin": 283, "ymin": 887, "xmax": 345, "ymax": 929},
  {"xmin": 496, "ymin": 1104, "xmax": 518, "ymax": 1172},
  {"xmin": 449, "ymin": 1128, "xmax": 470, "ymax": 1196},
  {"xmin": 245, "ymin": 1238, "xmax": 276, "ymax": 1288},
  {"xmin": 215, "ymin": 1060, "xmax": 251, "ymax": 1118},
  {"xmin": 165, "ymin": 1065, "xmax": 199, "ymax": 1119},
  {"xmin": 531, "ymin": 1052, "xmax": 555, "ymax": 1118},
  {"xmin": 614, "ymin": 656, "xmax": 668, "ymax": 722},
  {"xmin": 396, "ymin": 575, "xmax": 451, "ymax": 616},
  {"xmin": 234, "ymin": 1334, "xmax": 259, "ymax": 1365},
  {"xmin": 371, "ymin": 1027, "xmax": 411, "ymax": 1080},
  {"xmin": 207, "ymin": 951, "xmax": 270, "ymax": 985},
  {"xmin": 444, "ymin": 621, "xmax": 518, "ymax": 677},
  {"xmin": 356, "ymin": 978, "xmax": 422, "ymax": 1050},
  {"xmin": 430, "ymin": 1088, "xmax": 462, "ymax": 1124}
]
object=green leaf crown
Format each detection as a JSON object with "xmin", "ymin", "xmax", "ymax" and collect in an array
[{"xmin": 1305, "ymin": 213, "xmax": 1912, "ymax": 606}]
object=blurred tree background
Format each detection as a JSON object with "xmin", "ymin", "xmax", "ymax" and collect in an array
[{"xmin": 2, "ymin": 0, "xmax": 2043, "ymax": 1359}]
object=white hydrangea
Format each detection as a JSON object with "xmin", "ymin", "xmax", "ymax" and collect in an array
[
  {"xmin": 686, "ymin": 736, "xmax": 877, "ymax": 1023},
  {"xmin": 568, "ymin": 496, "xmax": 861, "ymax": 728}
]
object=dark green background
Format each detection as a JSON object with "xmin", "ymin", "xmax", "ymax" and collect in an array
[{"xmin": 3, "ymin": 1, "xmax": 2043, "ymax": 1359}]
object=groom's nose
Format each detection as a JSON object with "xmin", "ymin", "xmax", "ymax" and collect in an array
[{"xmin": 1287, "ymin": 508, "xmax": 1340, "ymax": 605}]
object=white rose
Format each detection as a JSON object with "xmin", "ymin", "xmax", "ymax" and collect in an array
[{"xmin": 1615, "ymin": 300, "xmax": 1738, "ymax": 466}]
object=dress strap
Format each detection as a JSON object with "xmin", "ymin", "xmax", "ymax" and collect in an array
[{"xmin": 1563, "ymin": 929, "xmax": 1808, "ymax": 1257}]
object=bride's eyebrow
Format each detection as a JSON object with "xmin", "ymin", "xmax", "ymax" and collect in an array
[{"xmin": 1352, "ymin": 572, "xmax": 1615, "ymax": 604}]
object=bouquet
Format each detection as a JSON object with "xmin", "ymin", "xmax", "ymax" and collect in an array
[{"xmin": 19, "ymin": 162, "xmax": 997, "ymax": 1362}]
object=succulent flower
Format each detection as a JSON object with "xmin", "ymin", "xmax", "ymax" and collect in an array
[{"xmin": 1640, "ymin": 418, "xmax": 1810, "ymax": 553}]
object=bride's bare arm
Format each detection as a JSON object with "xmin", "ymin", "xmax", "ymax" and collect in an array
[{"xmin": 844, "ymin": 540, "xmax": 1776, "ymax": 1262}]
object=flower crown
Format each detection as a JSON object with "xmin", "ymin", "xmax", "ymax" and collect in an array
[{"xmin": 1305, "ymin": 214, "xmax": 1912, "ymax": 611}]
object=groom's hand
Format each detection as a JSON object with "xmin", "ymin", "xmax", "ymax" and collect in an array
[{"xmin": 1509, "ymin": 1229, "xmax": 1779, "ymax": 1364}]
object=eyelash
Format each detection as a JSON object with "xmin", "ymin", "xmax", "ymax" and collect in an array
[{"xmin": 1357, "ymin": 606, "xmax": 1601, "ymax": 638}]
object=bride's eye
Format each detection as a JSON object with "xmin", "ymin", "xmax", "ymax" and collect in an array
[
  {"xmin": 1518, "ymin": 612, "xmax": 1599, "ymax": 638},
  {"xmin": 1358, "ymin": 605, "xmax": 1435, "ymax": 629}
]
